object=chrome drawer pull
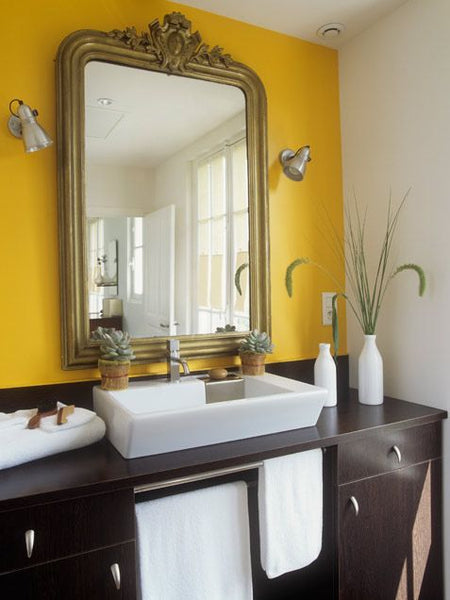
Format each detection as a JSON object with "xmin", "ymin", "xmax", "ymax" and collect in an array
[
  {"xmin": 110, "ymin": 563, "xmax": 121, "ymax": 591},
  {"xmin": 349, "ymin": 496, "xmax": 359, "ymax": 517},
  {"xmin": 391, "ymin": 445, "xmax": 402, "ymax": 463},
  {"xmin": 25, "ymin": 529, "xmax": 35, "ymax": 558}
]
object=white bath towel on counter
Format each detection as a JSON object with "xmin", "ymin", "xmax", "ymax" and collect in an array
[
  {"xmin": 135, "ymin": 481, "xmax": 253, "ymax": 600},
  {"xmin": 258, "ymin": 449, "xmax": 323, "ymax": 578},
  {"xmin": 0, "ymin": 416, "xmax": 105, "ymax": 471}
]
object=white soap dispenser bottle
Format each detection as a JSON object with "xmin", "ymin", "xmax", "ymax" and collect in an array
[{"xmin": 314, "ymin": 343, "xmax": 337, "ymax": 407}]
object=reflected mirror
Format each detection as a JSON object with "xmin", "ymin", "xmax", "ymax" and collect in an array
[
  {"xmin": 85, "ymin": 62, "xmax": 249, "ymax": 338},
  {"xmin": 57, "ymin": 13, "xmax": 270, "ymax": 368}
]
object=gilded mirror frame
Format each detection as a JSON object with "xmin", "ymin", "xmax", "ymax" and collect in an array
[{"xmin": 56, "ymin": 12, "xmax": 270, "ymax": 369}]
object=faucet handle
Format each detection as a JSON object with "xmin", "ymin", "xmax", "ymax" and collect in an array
[{"xmin": 167, "ymin": 339, "xmax": 179, "ymax": 354}]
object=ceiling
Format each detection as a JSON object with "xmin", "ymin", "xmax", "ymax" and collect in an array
[{"xmin": 178, "ymin": 0, "xmax": 410, "ymax": 48}]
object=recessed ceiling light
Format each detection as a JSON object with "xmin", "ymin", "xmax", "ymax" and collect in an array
[
  {"xmin": 97, "ymin": 97, "xmax": 113, "ymax": 106},
  {"xmin": 316, "ymin": 23, "xmax": 345, "ymax": 38}
]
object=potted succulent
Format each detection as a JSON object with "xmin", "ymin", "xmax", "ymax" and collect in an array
[
  {"xmin": 91, "ymin": 327, "xmax": 136, "ymax": 390},
  {"xmin": 239, "ymin": 329, "xmax": 274, "ymax": 375}
]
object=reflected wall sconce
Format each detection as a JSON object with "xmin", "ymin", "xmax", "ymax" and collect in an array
[
  {"xmin": 8, "ymin": 99, "xmax": 53, "ymax": 153},
  {"xmin": 279, "ymin": 145, "xmax": 311, "ymax": 181}
]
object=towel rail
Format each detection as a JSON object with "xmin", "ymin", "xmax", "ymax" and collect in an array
[
  {"xmin": 134, "ymin": 448, "xmax": 327, "ymax": 495},
  {"xmin": 134, "ymin": 462, "xmax": 263, "ymax": 495}
]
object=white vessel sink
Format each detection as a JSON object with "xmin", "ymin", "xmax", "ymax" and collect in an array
[{"xmin": 93, "ymin": 373, "xmax": 326, "ymax": 459}]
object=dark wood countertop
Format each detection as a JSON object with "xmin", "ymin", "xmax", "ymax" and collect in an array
[{"xmin": 0, "ymin": 390, "xmax": 446, "ymax": 512}]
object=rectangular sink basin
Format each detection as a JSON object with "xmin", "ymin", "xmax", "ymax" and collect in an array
[{"xmin": 93, "ymin": 373, "xmax": 326, "ymax": 459}]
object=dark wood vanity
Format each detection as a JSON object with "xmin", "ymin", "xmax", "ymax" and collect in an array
[
  {"xmin": 0, "ymin": 384, "xmax": 445, "ymax": 599},
  {"xmin": 89, "ymin": 316, "xmax": 123, "ymax": 333}
]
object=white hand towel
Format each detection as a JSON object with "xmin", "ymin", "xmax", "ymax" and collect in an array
[
  {"xmin": 0, "ymin": 417, "xmax": 105, "ymax": 471},
  {"xmin": 258, "ymin": 449, "xmax": 323, "ymax": 578},
  {"xmin": 0, "ymin": 409, "xmax": 37, "ymax": 431},
  {"xmin": 40, "ymin": 406, "xmax": 96, "ymax": 433},
  {"xmin": 135, "ymin": 481, "xmax": 253, "ymax": 600}
]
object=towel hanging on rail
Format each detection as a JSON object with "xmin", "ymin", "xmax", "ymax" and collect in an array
[
  {"xmin": 258, "ymin": 449, "xmax": 323, "ymax": 578},
  {"xmin": 135, "ymin": 481, "xmax": 253, "ymax": 600}
]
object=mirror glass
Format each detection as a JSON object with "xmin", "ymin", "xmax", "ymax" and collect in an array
[{"xmin": 85, "ymin": 61, "xmax": 249, "ymax": 338}]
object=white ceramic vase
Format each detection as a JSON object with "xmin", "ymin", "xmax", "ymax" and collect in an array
[
  {"xmin": 314, "ymin": 343, "xmax": 337, "ymax": 406},
  {"xmin": 358, "ymin": 335, "xmax": 383, "ymax": 405}
]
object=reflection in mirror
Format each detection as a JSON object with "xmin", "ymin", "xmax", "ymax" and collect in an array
[{"xmin": 85, "ymin": 61, "xmax": 249, "ymax": 339}]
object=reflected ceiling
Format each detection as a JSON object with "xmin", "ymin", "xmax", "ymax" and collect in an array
[{"xmin": 85, "ymin": 62, "xmax": 245, "ymax": 168}]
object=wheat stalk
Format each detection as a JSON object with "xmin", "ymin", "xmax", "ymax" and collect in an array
[{"xmin": 285, "ymin": 191, "xmax": 426, "ymax": 350}]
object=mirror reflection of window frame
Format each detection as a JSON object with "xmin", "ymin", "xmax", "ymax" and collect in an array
[
  {"xmin": 128, "ymin": 216, "xmax": 144, "ymax": 301},
  {"xmin": 88, "ymin": 217, "xmax": 105, "ymax": 317},
  {"xmin": 193, "ymin": 134, "xmax": 249, "ymax": 334}
]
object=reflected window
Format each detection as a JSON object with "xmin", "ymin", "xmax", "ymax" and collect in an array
[
  {"xmin": 128, "ymin": 217, "xmax": 144, "ymax": 300},
  {"xmin": 88, "ymin": 217, "xmax": 105, "ymax": 316},
  {"xmin": 194, "ymin": 137, "xmax": 249, "ymax": 333}
]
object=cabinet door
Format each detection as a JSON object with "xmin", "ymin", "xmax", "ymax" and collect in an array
[
  {"xmin": 339, "ymin": 460, "xmax": 442, "ymax": 600},
  {"xmin": 0, "ymin": 489, "xmax": 135, "ymax": 574},
  {"xmin": 0, "ymin": 542, "xmax": 136, "ymax": 600}
]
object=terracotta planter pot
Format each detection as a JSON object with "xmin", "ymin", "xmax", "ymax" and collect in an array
[
  {"xmin": 239, "ymin": 352, "xmax": 266, "ymax": 375},
  {"xmin": 98, "ymin": 359, "xmax": 130, "ymax": 391}
]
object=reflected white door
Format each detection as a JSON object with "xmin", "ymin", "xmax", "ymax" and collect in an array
[{"xmin": 144, "ymin": 205, "xmax": 176, "ymax": 336}]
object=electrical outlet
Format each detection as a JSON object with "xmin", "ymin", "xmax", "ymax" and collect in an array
[{"xmin": 322, "ymin": 292, "xmax": 336, "ymax": 326}]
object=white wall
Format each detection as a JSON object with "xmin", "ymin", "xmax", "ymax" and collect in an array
[
  {"xmin": 339, "ymin": 0, "xmax": 450, "ymax": 594},
  {"xmin": 86, "ymin": 164, "xmax": 155, "ymax": 336},
  {"xmin": 86, "ymin": 164, "xmax": 155, "ymax": 215}
]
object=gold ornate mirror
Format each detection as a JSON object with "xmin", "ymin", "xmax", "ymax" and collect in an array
[{"xmin": 56, "ymin": 12, "xmax": 270, "ymax": 369}]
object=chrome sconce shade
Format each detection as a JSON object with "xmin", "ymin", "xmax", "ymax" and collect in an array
[
  {"xmin": 279, "ymin": 145, "xmax": 311, "ymax": 181},
  {"xmin": 8, "ymin": 99, "xmax": 53, "ymax": 153}
]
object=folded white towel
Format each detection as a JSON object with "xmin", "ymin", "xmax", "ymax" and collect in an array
[
  {"xmin": 40, "ymin": 406, "xmax": 96, "ymax": 433},
  {"xmin": 135, "ymin": 481, "xmax": 253, "ymax": 600},
  {"xmin": 0, "ymin": 409, "xmax": 38, "ymax": 431},
  {"xmin": 0, "ymin": 417, "xmax": 105, "ymax": 471},
  {"xmin": 258, "ymin": 449, "xmax": 323, "ymax": 578}
]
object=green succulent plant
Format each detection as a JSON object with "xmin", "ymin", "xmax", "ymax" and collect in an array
[
  {"xmin": 91, "ymin": 327, "xmax": 136, "ymax": 362},
  {"xmin": 239, "ymin": 329, "xmax": 274, "ymax": 355},
  {"xmin": 215, "ymin": 324, "xmax": 237, "ymax": 333}
]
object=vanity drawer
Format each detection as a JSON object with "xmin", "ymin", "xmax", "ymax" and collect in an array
[
  {"xmin": 0, "ymin": 541, "xmax": 136, "ymax": 599},
  {"xmin": 338, "ymin": 421, "xmax": 441, "ymax": 484},
  {"xmin": 0, "ymin": 489, "xmax": 135, "ymax": 575}
]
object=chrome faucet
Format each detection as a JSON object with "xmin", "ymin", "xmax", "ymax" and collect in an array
[{"xmin": 167, "ymin": 339, "xmax": 190, "ymax": 383}]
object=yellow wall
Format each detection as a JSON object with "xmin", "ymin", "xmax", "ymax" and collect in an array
[{"xmin": 0, "ymin": 0, "xmax": 345, "ymax": 388}]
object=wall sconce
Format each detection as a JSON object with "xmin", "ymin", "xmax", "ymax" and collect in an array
[
  {"xmin": 8, "ymin": 99, "xmax": 53, "ymax": 153},
  {"xmin": 279, "ymin": 145, "xmax": 311, "ymax": 181}
]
